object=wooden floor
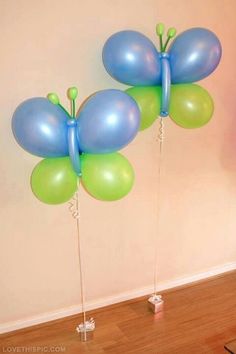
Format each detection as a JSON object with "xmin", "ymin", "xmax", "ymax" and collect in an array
[{"xmin": 2, "ymin": 271, "xmax": 236, "ymax": 354}]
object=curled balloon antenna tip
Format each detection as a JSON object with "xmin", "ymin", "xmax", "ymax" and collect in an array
[
  {"xmin": 47, "ymin": 93, "xmax": 70, "ymax": 116},
  {"xmin": 47, "ymin": 93, "xmax": 60, "ymax": 105},
  {"xmin": 163, "ymin": 27, "xmax": 177, "ymax": 52},
  {"xmin": 156, "ymin": 23, "xmax": 165, "ymax": 36},
  {"xmin": 67, "ymin": 87, "xmax": 78, "ymax": 118},
  {"xmin": 156, "ymin": 23, "xmax": 165, "ymax": 52},
  {"xmin": 167, "ymin": 27, "xmax": 177, "ymax": 38},
  {"xmin": 67, "ymin": 87, "xmax": 78, "ymax": 101}
]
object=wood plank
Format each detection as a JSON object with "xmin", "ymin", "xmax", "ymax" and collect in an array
[
  {"xmin": 1, "ymin": 271, "xmax": 236, "ymax": 353},
  {"xmin": 225, "ymin": 339, "xmax": 236, "ymax": 353}
]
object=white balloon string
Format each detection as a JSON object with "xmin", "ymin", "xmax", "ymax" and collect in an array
[
  {"xmin": 68, "ymin": 192, "xmax": 87, "ymax": 335},
  {"xmin": 154, "ymin": 117, "xmax": 164, "ymax": 295}
]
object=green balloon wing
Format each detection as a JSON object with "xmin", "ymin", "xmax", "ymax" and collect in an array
[{"xmin": 81, "ymin": 152, "xmax": 134, "ymax": 201}]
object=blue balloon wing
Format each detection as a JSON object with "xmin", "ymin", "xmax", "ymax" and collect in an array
[
  {"xmin": 12, "ymin": 98, "xmax": 69, "ymax": 157},
  {"xmin": 169, "ymin": 28, "xmax": 222, "ymax": 84},
  {"xmin": 102, "ymin": 30, "xmax": 161, "ymax": 86},
  {"xmin": 77, "ymin": 89, "xmax": 140, "ymax": 153}
]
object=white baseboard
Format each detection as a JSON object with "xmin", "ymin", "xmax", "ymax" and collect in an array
[{"xmin": 1, "ymin": 261, "xmax": 236, "ymax": 334}]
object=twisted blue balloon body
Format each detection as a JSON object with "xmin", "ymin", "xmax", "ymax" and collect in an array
[
  {"xmin": 67, "ymin": 119, "xmax": 81, "ymax": 176},
  {"xmin": 159, "ymin": 52, "xmax": 171, "ymax": 117},
  {"xmin": 102, "ymin": 27, "xmax": 222, "ymax": 117},
  {"xmin": 12, "ymin": 90, "xmax": 140, "ymax": 176}
]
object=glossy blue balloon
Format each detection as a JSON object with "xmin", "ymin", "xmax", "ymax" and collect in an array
[
  {"xmin": 77, "ymin": 89, "xmax": 140, "ymax": 153},
  {"xmin": 12, "ymin": 98, "xmax": 69, "ymax": 157},
  {"xmin": 102, "ymin": 31, "xmax": 161, "ymax": 86},
  {"xmin": 169, "ymin": 28, "xmax": 222, "ymax": 84}
]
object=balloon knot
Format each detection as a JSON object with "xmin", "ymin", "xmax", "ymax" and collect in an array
[
  {"xmin": 160, "ymin": 111, "xmax": 169, "ymax": 117},
  {"xmin": 159, "ymin": 52, "xmax": 169, "ymax": 59},
  {"xmin": 67, "ymin": 119, "xmax": 77, "ymax": 127}
]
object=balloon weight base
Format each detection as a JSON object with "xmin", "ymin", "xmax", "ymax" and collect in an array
[
  {"xmin": 148, "ymin": 294, "xmax": 164, "ymax": 314},
  {"xmin": 76, "ymin": 318, "xmax": 95, "ymax": 342}
]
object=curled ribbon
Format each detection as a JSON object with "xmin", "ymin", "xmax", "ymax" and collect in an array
[
  {"xmin": 76, "ymin": 318, "xmax": 95, "ymax": 333},
  {"xmin": 68, "ymin": 193, "xmax": 80, "ymax": 219}
]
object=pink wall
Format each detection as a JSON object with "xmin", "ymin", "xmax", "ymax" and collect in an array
[{"xmin": 1, "ymin": 0, "xmax": 236, "ymax": 330}]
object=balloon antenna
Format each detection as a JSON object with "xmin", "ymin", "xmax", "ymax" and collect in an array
[
  {"xmin": 47, "ymin": 92, "xmax": 70, "ymax": 116},
  {"xmin": 156, "ymin": 23, "xmax": 165, "ymax": 52},
  {"xmin": 163, "ymin": 27, "xmax": 177, "ymax": 52},
  {"xmin": 156, "ymin": 24, "xmax": 177, "ymax": 52},
  {"xmin": 47, "ymin": 92, "xmax": 60, "ymax": 105},
  {"xmin": 47, "ymin": 88, "xmax": 79, "ymax": 118},
  {"xmin": 67, "ymin": 87, "xmax": 78, "ymax": 119}
]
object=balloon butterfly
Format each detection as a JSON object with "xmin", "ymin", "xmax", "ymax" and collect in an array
[
  {"xmin": 102, "ymin": 23, "xmax": 222, "ymax": 130},
  {"xmin": 12, "ymin": 88, "xmax": 140, "ymax": 204}
]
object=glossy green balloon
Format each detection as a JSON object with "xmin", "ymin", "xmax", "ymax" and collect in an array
[
  {"xmin": 31, "ymin": 157, "xmax": 78, "ymax": 204},
  {"xmin": 126, "ymin": 86, "xmax": 161, "ymax": 130},
  {"xmin": 81, "ymin": 153, "xmax": 134, "ymax": 201},
  {"xmin": 169, "ymin": 84, "xmax": 214, "ymax": 128}
]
